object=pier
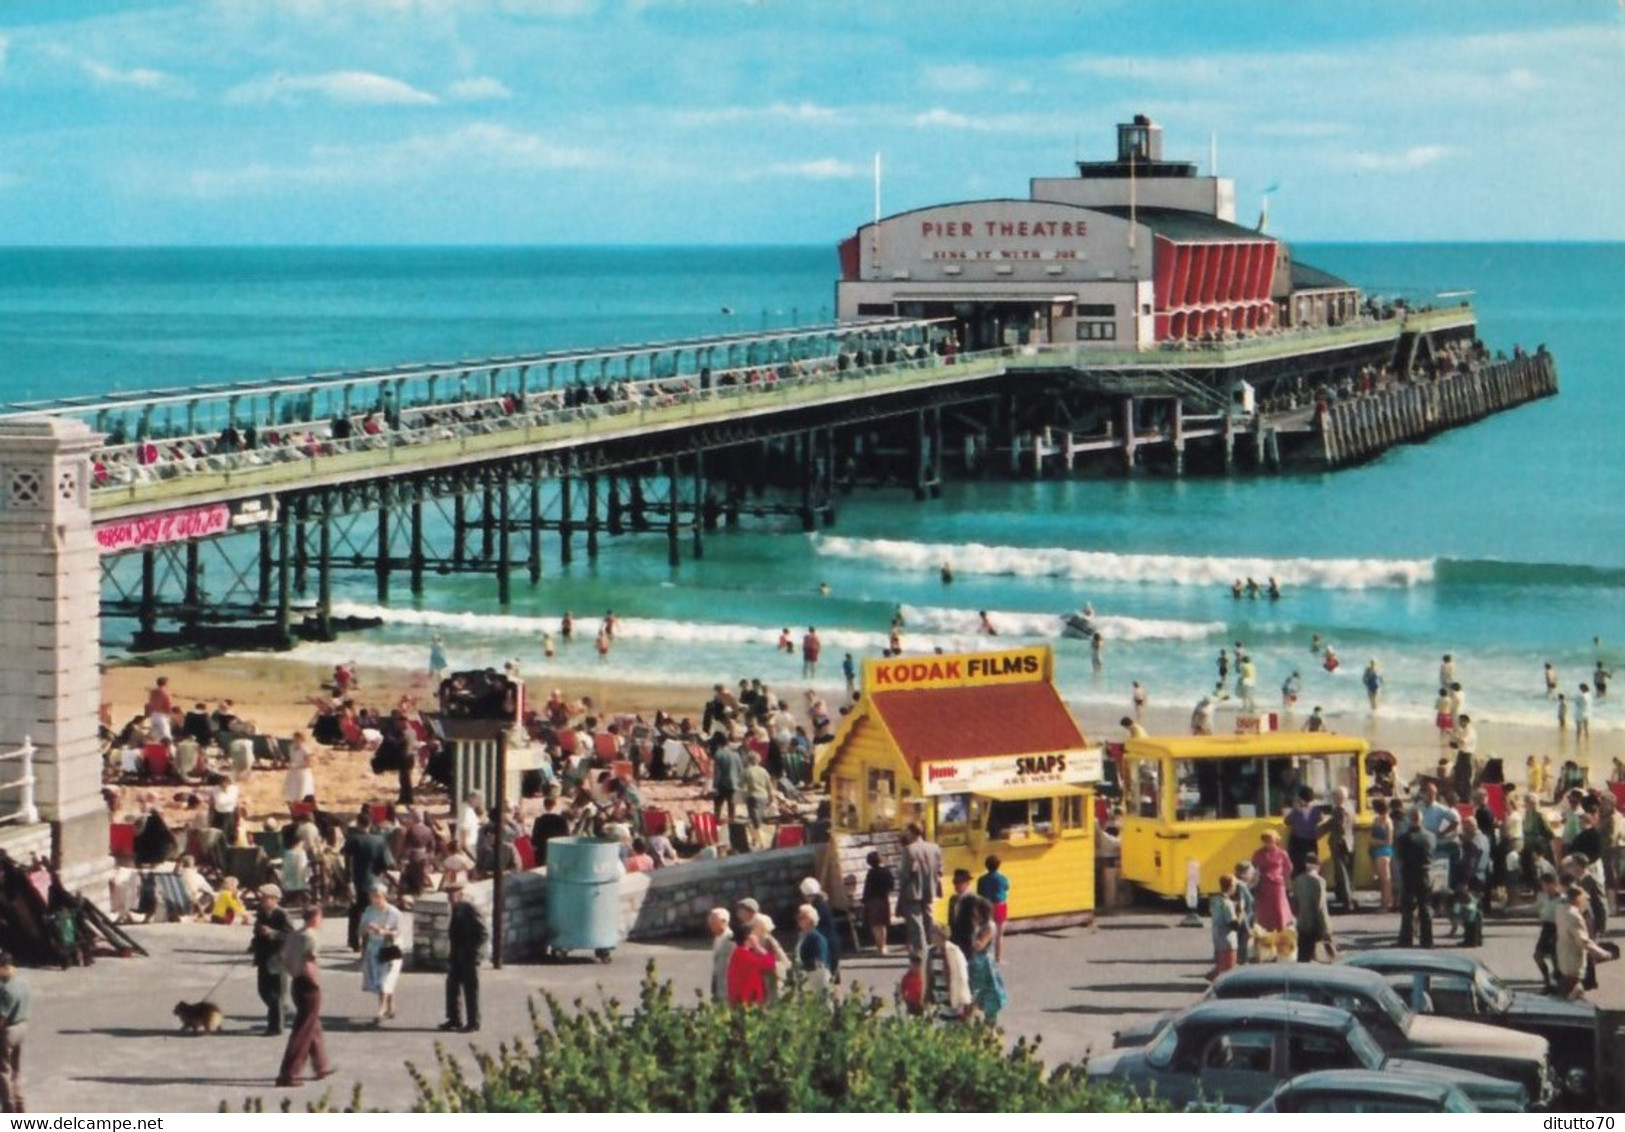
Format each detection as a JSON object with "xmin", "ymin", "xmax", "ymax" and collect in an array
[{"xmin": 0, "ymin": 304, "xmax": 1556, "ymax": 654}]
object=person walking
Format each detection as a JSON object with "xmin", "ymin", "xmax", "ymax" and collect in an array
[
  {"xmin": 711, "ymin": 740, "xmax": 742, "ymax": 824},
  {"xmin": 793, "ymin": 904, "xmax": 832, "ymax": 998},
  {"xmin": 860, "ymin": 850, "xmax": 895, "ymax": 955},
  {"xmin": 801, "ymin": 627, "xmax": 821, "ymax": 680},
  {"xmin": 1362, "ymin": 659, "xmax": 1383, "ymax": 710},
  {"xmin": 440, "ymin": 881, "xmax": 486, "ymax": 1033},
  {"xmin": 977, "ymin": 855, "xmax": 1011, "ymax": 963},
  {"xmin": 282, "ymin": 731, "xmax": 318, "ymax": 807},
  {"xmin": 898, "ymin": 822, "xmax": 944, "ymax": 959},
  {"xmin": 0, "ymin": 952, "xmax": 29, "ymax": 1113},
  {"xmin": 342, "ymin": 811, "xmax": 395, "ymax": 951},
  {"xmin": 1207, "ymin": 876, "xmax": 1240, "ymax": 982},
  {"xmin": 1576, "ymin": 684, "xmax": 1592, "ymax": 740},
  {"xmin": 1328, "ymin": 786, "xmax": 1358, "ymax": 911},
  {"xmin": 276, "ymin": 908, "xmax": 332, "ymax": 1088},
  {"xmin": 250, "ymin": 884, "xmax": 293, "ymax": 1035},
  {"xmin": 740, "ymin": 751, "xmax": 775, "ymax": 851},
  {"xmin": 359, "ymin": 884, "xmax": 403, "ymax": 1025},
  {"xmin": 1292, "ymin": 855, "xmax": 1333, "ymax": 962},
  {"xmin": 1396, "ymin": 808, "xmax": 1437, "ymax": 948},
  {"xmin": 1250, "ymin": 832, "xmax": 1294, "ymax": 943},
  {"xmin": 965, "ymin": 896, "xmax": 1008, "ymax": 1024},
  {"xmin": 707, "ymin": 907, "xmax": 735, "ymax": 1003}
]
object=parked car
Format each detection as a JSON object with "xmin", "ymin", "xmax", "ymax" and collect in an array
[
  {"xmin": 1090, "ymin": 999, "xmax": 1527, "ymax": 1111},
  {"xmin": 1113, "ymin": 963, "xmax": 1554, "ymax": 1107},
  {"xmin": 1343, "ymin": 949, "xmax": 1601, "ymax": 1107},
  {"xmin": 1254, "ymin": 1069, "xmax": 1477, "ymax": 1113}
]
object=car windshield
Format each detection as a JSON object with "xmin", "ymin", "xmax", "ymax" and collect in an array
[
  {"xmin": 1370, "ymin": 982, "xmax": 1414, "ymax": 1033},
  {"xmin": 1474, "ymin": 966, "xmax": 1513, "ymax": 1013},
  {"xmin": 1144, "ymin": 1022, "xmax": 1179, "ymax": 1069},
  {"xmin": 1346, "ymin": 1019, "xmax": 1386, "ymax": 1070}
]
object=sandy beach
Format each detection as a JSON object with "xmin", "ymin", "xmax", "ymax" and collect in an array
[{"xmin": 100, "ymin": 650, "xmax": 1625, "ymax": 831}]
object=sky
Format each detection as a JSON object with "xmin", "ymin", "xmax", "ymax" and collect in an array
[{"xmin": 0, "ymin": 0, "xmax": 1621, "ymax": 245}]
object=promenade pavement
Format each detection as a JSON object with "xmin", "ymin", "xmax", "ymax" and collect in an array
[{"xmin": 17, "ymin": 903, "xmax": 1565, "ymax": 1113}]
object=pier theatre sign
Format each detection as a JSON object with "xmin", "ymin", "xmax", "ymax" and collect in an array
[{"xmin": 94, "ymin": 497, "xmax": 277, "ymax": 554}]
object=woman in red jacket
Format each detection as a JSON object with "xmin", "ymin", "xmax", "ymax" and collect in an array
[{"xmin": 726, "ymin": 923, "xmax": 777, "ymax": 1005}]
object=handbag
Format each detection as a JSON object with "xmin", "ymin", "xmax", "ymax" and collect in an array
[{"xmin": 379, "ymin": 943, "xmax": 403, "ymax": 963}]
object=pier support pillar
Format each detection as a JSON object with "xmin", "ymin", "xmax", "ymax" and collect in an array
[
  {"xmin": 527, "ymin": 471, "xmax": 542, "ymax": 586},
  {"xmin": 0, "ymin": 417, "xmax": 111, "ymax": 898},
  {"xmin": 1222, "ymin": 414, "xmax": 1236, "ymax": 474},
  {"xmin": 607, "ymin": 474, "xmax": 624, "ymax": 536},
  {"xmin": 630, "ymin": 476, "xmax": 648, "ymax": 531},
  {"xmin": 139, "ymin": 549, "xmax": 158, "ymax": 641},
  {"xmin": 316, "ymin": 498, "xmax": 333, "ymax": 641},
  {"xmin": 258, "ymin": 525, "xmax": 273, "ymax": 606},
  {"xmin": 586, "ymin": 474, "xmax": 600, "ymax": 561},
  {"xmin": 1120, "ymin": 397, "xmax": 1138, "ymax": 472},
  {"xmin": 409, "ymin": 484, "xmax": 425, "ymax": 596},
  {"xmin": 1172, "ymin": 397, "xmax": 1186, "ymax": 476},
  {"xmin": 452, "ymin": 493, "xmax": 468, "ymax": 571},
  {"xmin": 912, "ymin": 410, "xmax": 927, "ymax": 501},
  {"xmin": 667, "ymin": 457, "xmax": 681, "ymax": 568},
  {"xmin": 294, "ymin": 497, "xmax": 309, "ymax": 596},
  {"xmin": 559, "ymin": 473, "xmax": 574, "ymax": 566},
  {"xmin": 823, "ymin": 429, "xmax": 839, "ymax": 527},
  {"xmin": 692, "ymin": 449, "xmax": 706, "ymax": 559},
  {"xmin": 276, "ymin": 502, "xmax": 292, "ymax": 644},
  {"xmin": 801, "ymin": 431, "xmax": 817, "ymax": 532},
  {"xmin": 930, "ymin": 408, "xmax": 943, "ymax": 498},
  {"xmin": 375, "ymin": 488, "xmax": 391, "ymax": 605},
  {"xmin": 182, "ymin": 542, "xmax": 202, "ymax": 635},
  {"xmin": 497, "ymin": 472, "xmax": 512, "ymax": 606}
]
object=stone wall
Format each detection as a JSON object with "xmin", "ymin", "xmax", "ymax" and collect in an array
[{"xmin": 412, "ymin": 844, "xmax": 821, "ymax": 969}]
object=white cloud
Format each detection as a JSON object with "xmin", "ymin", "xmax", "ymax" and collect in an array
[
  {"xmin": 226, "ymin": 70, "xmax": 439, "ymax": 107},
  {"xmin": 764, "ymin": 158, "xmax": 863, "ymax": 180},
  {"xmin": 189, "ymin": 121, "xmax": 602, "ymax": 197},
  {"xmin": 1252, "ymin": 121, "xmax": 1350, "ymax": 139},
  {"xmin": 670, "ymin": 101, "xmax": 842, "ymax": 127},
  {"xmin": 1344, "ymin": 145, "xmax": 1451, "ymax": 171},
  {"xmin": 909, "ymin": 107, "xmax": 1073, "ymax": 134},
  {"xmin": 920, "ymin": 63, "xmax": 997, "ymax": 93},
  {"xmin": 82, "ymin": 57, "xmax": 178, "ymax": 91},
  {"xmin": 447, "ymin": 76, "xmax": 512, "ymax": 102}
]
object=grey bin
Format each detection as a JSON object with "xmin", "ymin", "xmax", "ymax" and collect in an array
[{"xmin": 545, "ymin": 836, "xmax": 623, "ymax": 958}]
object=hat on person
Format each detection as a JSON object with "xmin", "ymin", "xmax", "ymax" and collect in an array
[
  {"xmin": 799, "ymin": 877, "xmax": 822, "ymax": 896},
  {"xmin": 736, "ymin": 897, "xmax": 760, "ymax": 914},
  {"xmin": 953, "ymin": 868, "xmax": 974, "ymax": 885},
  {"xmin": 259, "ymin": 884, "xmax": 283, "ymax": 900},
  {"xmin": 1303, "ymin": 853, "xmax": 1320, "ymax": 867}
]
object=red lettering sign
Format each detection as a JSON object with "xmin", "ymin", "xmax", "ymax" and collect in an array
[{"xmin": 94, "ymin": 503, "xmax": 231, "ymax": 554}]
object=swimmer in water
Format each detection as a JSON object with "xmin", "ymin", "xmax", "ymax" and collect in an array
[
  {"xmin": 561, "ymin": 610, "xmax": 574, "ymax": 640},
  {"xmin": 1267, "ymin": 577, "xmax": 1281, "ymax": 601},
  {"xmin": 777, "ymin": 628, "xmax": 793, "ymax": 653},
  {"xmin": 818, "ymin": 581, "xmax": 830, "ymax": 597},
  {"xmin": 1231, "ymin": 579, "xmax": 1243, "ymax": 600},
  {"xmin": 542, "ymin": 632, "xmax": 555, "ymax": 660},
  {"xmin": 1323, "ymin": 646, "xmax": 1340, "ymax": 673},
  {"xmin": 940, "ymin": 561, "xmax": 954, "ymax": 585},
  {"xmin": 1310, "ymin": 632, "xmax": 1324, "ymax": 655},
  {"xmin": 978, "ymin": 611, "xmax": 997, "ymax": 636}
]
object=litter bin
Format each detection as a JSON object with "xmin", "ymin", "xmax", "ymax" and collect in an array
[{"xmin": 545, "ymin": 836, "xmax": 622, "ymax": 962}]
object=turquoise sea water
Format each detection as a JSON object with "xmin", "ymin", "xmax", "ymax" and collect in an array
[{"xmin": 1, "ymin": 243, "xmax": 1620, "ymax": 733}]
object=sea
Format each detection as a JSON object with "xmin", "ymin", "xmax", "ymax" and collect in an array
[{"xmin": 1, "ymin": 243, "xmax": 1620, "ymax": 736}]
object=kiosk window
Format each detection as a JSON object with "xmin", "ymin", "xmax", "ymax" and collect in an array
[
  {"xmin": 1057, "ymin": 794, "xmax": 1085, "ymax": 830},
  {"xmin": 866, "ymin": 768, "xmax": 898, "ymax": 830},
  {"xmin": 833, "ymin": 777, "xmax": 860, "ymax": 831},
  {"xmin": 1133, "ymin": 760, "xmax": 1161, "ymax": 819},
  {"xmin": 1174, "ymin": 758, "xmax": 1267, "ymax": 821},
  {"xmin": 987, "ymin": 797, "xmax": 1053, "ymax": 839},
  {"xmin": 936, "ymin": 794, "xmax": 970, "ymax": 835},
  {"xmin": 1266, "ymin": 752, "xmax": 1362, "ymax": 813}
]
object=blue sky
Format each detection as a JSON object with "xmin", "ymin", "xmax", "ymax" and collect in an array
[{"xmin": 0, "ymin": 0, "xmax": 1621, "ymax": 245}]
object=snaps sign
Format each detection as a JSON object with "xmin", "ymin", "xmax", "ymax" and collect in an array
[{"xmin": 920, "ymin": 748, "xmax": 1105, "ymax": 796}]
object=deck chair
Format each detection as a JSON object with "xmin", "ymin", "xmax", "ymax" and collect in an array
[
  {"xmin": 142, "ymin": 743, "xmax": 173, "ymax": 781},
  {"xmin": 514, "ymin": 835, "xmax": 536, "ymax": 870},
  {"xmin": 772, "ymin": 824, "xmax": 806, "ymax": 850},
  {"xmin": 689, "ymin": 811, "xmax": 719, "ymax": 848},
  {"xmin": 253, "ymin": 829, "xmax": 285, "ymax": 862}
]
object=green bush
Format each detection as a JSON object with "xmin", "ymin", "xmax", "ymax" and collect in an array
[{"xmin": 407, "ymin": 963, "xmax": 1162, "ymax": 1113}]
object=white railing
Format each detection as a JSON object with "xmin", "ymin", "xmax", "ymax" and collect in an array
[{"xmin": 0, "ymin": 738, "xmax": 38, "ymax": 826}]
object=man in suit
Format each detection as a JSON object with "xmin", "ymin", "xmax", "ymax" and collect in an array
[
  {"xmin": 441, "ymin": 881, "xmax": 487, "ymax": 1033},
  {"xmin": 897, "ymin": 822, "xmax": 944, "ymax": 959},
  {"xmin": 276, "ymin": 908, "xmax": 332, "ymax": 1087},
  {"xmin": 343, "ymin": 810, "xmax": 395, "ymax": 951},
  {"xmin": 1396, "ymin": 808, "xmax": 1438, "ymax": 948},
  {"xmin": 1290, "ymin": 854, "xmax": 1332, "ymax": 962},
  {"xmin": 250, "ymin": 884, "xmax": 293, "ymax": 1035}
]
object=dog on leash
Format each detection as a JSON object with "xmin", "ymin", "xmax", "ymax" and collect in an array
[{"xmin": 173, "ymin": 1000, "xmax": 224, "ymax": 1034}]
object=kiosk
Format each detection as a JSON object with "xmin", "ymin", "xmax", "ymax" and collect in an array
[
  {"xmin": 1118, "ymin": 732, "xmax": 1372, "ymax": 899},
  {"xmin": 814, "ymin": 646, "xmax": 1102, "ymax": 927}
]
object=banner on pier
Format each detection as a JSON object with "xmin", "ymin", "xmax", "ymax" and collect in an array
[{"xmin": 94, "ymin": 496, "xmax": 277, "ymax": 554}]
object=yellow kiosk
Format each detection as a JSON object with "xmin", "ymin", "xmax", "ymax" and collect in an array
[
  {"xmin": 814, "ymin": 646, "xmax": 1102, "ymax": 927},
  {"xmin": 1118, "ymin": 732, "xmax": 1372, "ymax": 899}
]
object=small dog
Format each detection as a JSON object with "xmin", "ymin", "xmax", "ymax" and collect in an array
[{"xmin": 173, "ymin": 1000, "xmax": 224, "ymax": 1034}]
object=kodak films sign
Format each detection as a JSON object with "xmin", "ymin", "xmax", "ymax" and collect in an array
[
  {"xmin": 920, "ymin": 748, "xmax": 1105, "ymax": 796},
  {"xmin": 865, "ymin": 646, "xmax": 1050, "ymax": 691}
]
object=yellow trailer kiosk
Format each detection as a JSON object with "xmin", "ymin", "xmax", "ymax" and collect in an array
[
  {"xmin": 1119, "ymin": 732, "xmax": 1371, "ymax": 899},
  {"xmin": 814, "ymin": 645, "xmax": 1103, "ymax": 927}
]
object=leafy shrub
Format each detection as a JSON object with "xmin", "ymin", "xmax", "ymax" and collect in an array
[{"xmin": 407, "ymin": 963, "xmax": 1161, "ymax": 1113}]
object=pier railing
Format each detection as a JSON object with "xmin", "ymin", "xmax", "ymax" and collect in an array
[
  {"xmin": 0, "ymin": 738, "xmax": 39, "ymax": 827},
  {"xmin": 1316, "ymin": 350, "xmax": 1557, "ymax": 467}
]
